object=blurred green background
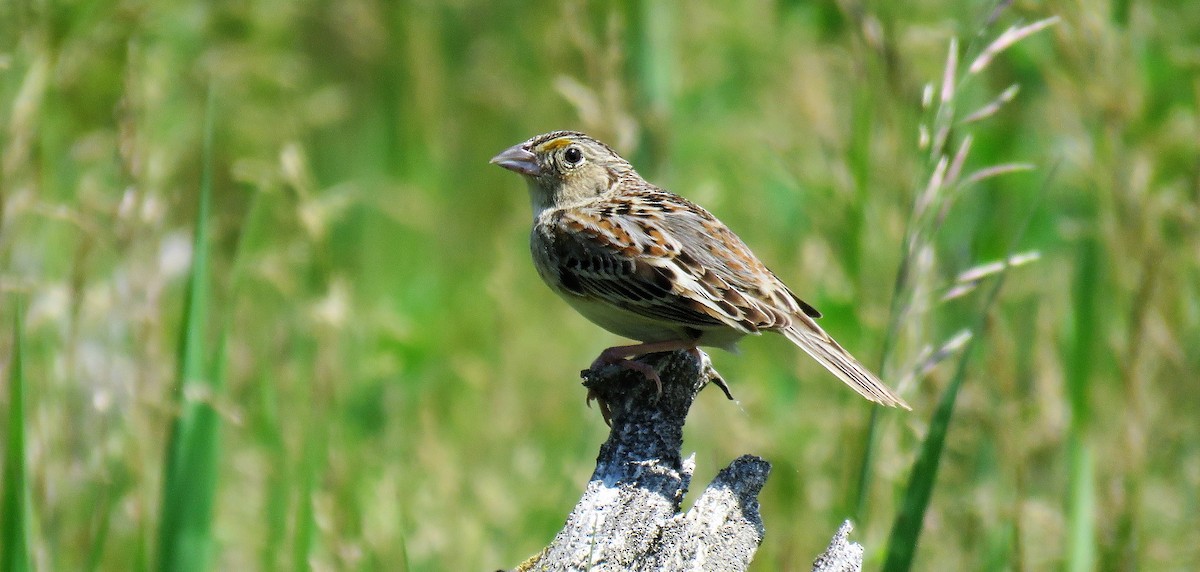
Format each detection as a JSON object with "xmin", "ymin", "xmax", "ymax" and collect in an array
[{"xmin": 1, "ymin": 0, "xmax": 1198, "ymax": 570}]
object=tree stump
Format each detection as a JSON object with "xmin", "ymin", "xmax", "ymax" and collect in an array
[{"xmin": 510, "ymin": 350, "xmax": 864, "ymax": 572}]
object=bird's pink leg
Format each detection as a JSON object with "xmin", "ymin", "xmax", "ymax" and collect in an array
[{"xmin": 589, "ymin": 339, "xmax": 700, "ymax": 395}]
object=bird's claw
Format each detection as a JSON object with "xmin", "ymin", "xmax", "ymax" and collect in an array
[
  {"xmin": 585, "ymin": 388, "xmax": 614, "ymax": 426},
  {"xmin": 587, "ymin": 355, "xmax": 663, "ymax": 397},
  {"xmin": 691, "ymin": 348, "xmax": 734, "ymax": 401}
]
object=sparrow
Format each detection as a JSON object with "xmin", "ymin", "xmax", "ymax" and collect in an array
[{"xmin": 491, "ymin": 130, "xmax": 909, "ymax": 409}]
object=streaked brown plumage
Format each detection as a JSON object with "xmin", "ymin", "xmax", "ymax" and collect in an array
[{"xmin": 492, "ymin": 130, "xmax": 909, "ymax": 409}]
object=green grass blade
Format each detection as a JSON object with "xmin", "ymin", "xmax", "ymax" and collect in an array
[
  {"xmin": 851, "ymin": 407, "xmax": 881, "ymax": 522},
  {"xmin": 881, "ymin": 328, "xmax": 975, "ymax": 572},
  {"xmin": 1066, "ymin": 437, "xmax": 1095, "ymax": 572},
  {"xmin": 623, "ymin": 0, "xmax": 674, "ymax": 170},
  {"xmin": 1065, "ymin": 237, "xmax": 1099, "ymax": 572},
  {"xmin": 2, "ymin": 308, "xmax": 30, "ymax": 572},
  {"xmin": 156, "ymin": 87, "xmax": 222, "ymax": 572},
  {"xmin": 850, "ymin": 224, "xmax": 915, "ymax": 521},
  {"xmin": 1111, "ymin": 0, "xmax": 1131, "ymax": 26},
  {"xmin": 293, "ymin": 419, "xmax": 320, "ymax": 572}
]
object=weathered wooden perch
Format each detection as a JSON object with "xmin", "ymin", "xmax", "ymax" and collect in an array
[{"xmin": 509, "ymin": 350, "xmax": 865, "ymax": 572}]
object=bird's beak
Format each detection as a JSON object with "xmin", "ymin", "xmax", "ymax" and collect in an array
[{"xmin": 490, "ymin": 144, "xmax": 541, "ymax": 176}]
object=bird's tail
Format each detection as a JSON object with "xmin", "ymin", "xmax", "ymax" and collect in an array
[{"xmin": 781, "ymin": 319, "xmax": 911, "ymax": 410}]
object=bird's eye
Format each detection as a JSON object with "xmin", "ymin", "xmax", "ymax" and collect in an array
[{"xmin": 563, "ymin": 146, "xmax": 584, "ymax": 166}]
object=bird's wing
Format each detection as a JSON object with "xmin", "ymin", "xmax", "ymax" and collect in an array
[
  {"xmin": 554, "ymin": 188, "xmax": 910, "ymax": 410},
  {"xmin": 652, "ymin": 190, "xmax": 824, "ymax": 319},
  {"xmin": 539, "ymin": 189, "xmax": 799, "ymax": 335}
]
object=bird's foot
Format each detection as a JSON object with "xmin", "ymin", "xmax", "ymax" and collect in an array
[
  {"xmin": 586, "ymin": 351, "xmax": 664, "ymax": 396},
  {"xmin": 582, "ymin": 340, "xmax": 703, "ymax": 423},
  {"xmin": 584, "ymin": 339, "xmax": 705, "ymax": 397},
  {"xmin": 689, "ymin": 347, "xmax": 734, "ymax": 401}
]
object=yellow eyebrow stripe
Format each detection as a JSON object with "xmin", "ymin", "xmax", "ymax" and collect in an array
[{"xmin": 539, "ymin": 138, "xmax": 572, "ymax": 152}]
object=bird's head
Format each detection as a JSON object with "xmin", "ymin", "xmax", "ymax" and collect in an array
[{"xmin": 491, "ymin": 131, "xmax": 634, "ymax": 215}]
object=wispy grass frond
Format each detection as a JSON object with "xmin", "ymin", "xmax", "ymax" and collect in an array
[
  {"xmin": 941, "ymin": 251, "xmax": 1042, "ymax": 301},
  {"xmin": 930, "ymin": 38, "xmax": 960, "ymax": 161},
  {"xmin": 896, "ymin": 329, "xmax": 975, "ymax": 391},
  {"xmin": 962, "ymin": 85, "xmax": 1021, "ymax": 124},
  {"xmin": 884, "ymin": 158, "xmax": 1049, "ymax": 570},
  {"xmin": 955, "ymin": 251, "xmax": 1042, "ymax": 284},
  {"xmin": 968, "ymin": 17, "xmax": 1062, "ymax": 74},
  {"xmin": 962, "ymin": 163, "xmax": 1036, "ymax": 186},
  {"xmin": 852, "ymin": 3, "xmax": 1053, "ymax": 539}
]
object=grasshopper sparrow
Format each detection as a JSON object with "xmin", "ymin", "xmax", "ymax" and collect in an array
[{"xmin": 491, "ymin": 131, "xmax": 909, "ymax": 409}]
